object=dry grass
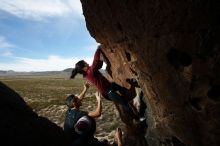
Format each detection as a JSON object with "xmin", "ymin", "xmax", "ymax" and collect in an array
[{"xmin": 0, "ymin": 75, "xmax": 125, "ymax": 142}]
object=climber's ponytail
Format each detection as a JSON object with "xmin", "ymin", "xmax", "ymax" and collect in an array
[
  {"xmin": 70, "ymin": 68, "xmax": 78, "ymax": 79},
  {"xmin": 70, "ymin": 60, "xmax": 87, "ymax": 79}
]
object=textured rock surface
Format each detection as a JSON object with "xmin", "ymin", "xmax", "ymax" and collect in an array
[
  {"xmin": 81, "ymin": 0, "xmax": 220, "ymax": 146},
  {"xmin": 0, "ymin": 82, "xmax": 68, "ymax": 146}
]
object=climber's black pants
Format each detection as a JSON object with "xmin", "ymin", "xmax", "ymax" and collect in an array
[{"xmin": 107, "ymin": 90, "xmax": 128, "ymax": 106}]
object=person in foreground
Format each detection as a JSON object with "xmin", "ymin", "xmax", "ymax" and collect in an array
[
  {"xmin": 63, "ymin": 82, "xmax": 102, "ymax": 140},
  {"xmin": 70, "ymin": 46, "xmax": 139, "ymax": 121},
  {"xmin": 73, "ymin": 115, "xmax": 123, "ymax": 146}
]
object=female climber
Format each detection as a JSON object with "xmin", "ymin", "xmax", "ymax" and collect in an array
[{"xmin": 70, "ymin": 46, "xmax": 139, "ymax": 121}]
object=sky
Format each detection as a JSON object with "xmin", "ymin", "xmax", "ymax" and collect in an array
[{"xmin": 0, "ymin": 0, "xmax": 99, "ymax": 71}]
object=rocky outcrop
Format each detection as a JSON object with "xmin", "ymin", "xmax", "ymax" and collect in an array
[
  {"xmin": 80, "ymin": 0, "xmax": 220, "ymax": 146},
  {"xmin": 0, "ymin": 82, "xmax": 68, "ymax": 146}
]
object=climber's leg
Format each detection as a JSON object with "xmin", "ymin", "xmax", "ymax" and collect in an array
[
  {"xmin": 111, "ymin": 82, "xmax": 127, "ymax": 96},
  {"xmin": 107, "ymin": 90, "xmax": 139, "ymax": 120},
  {"xmin": 107, "ymin": 90, "xmax": 128, "ymax": 106}
]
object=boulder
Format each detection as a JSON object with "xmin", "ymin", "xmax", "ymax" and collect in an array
[{"xmin": 80, "ymin": 0, "xmax": 220, "ymax": 146}]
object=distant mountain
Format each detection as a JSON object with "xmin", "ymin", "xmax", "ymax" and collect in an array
[
  {"xmin": 0, "ymin": 70, "xmax": 15, "ymax": 75},
  {"xmin": 0, "ymin": 69, "xmax": 70, "ymax": 76},
  {"xmin": 0, "ymin": 68, "xmax": 106, "ymax": 76},
  {"xmin": 0, "ymin": 70, "xmax": 7, "ymax": 74},
  {"xmin": 62, "ymin": 68, "xmax": 73, "ymax": 72}
]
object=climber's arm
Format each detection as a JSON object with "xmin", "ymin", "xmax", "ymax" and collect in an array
[
  {"xmin": 88, "ymin": 92, "xmax": 102, "ymax": 118},
  {"xmin": 77, "ymin": 82, "xmax": 90, "ymax": 100},
  {"xmin": 90, "ymin": 47, "xmax": 103, "ymax": 71}
]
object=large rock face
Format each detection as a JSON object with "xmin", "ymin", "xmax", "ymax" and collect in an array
[{"xmin": 80, "ymin": 0, "xmax": 220, "ymax": 146}]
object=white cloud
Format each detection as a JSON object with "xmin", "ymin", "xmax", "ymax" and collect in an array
[
  {"xmin": 66, "ymin": 0, "xmax": 83, "ymax": 16},
  {"xmin": 0, "ymin": 0, "xmax": 83, "ymax": 21},
  {"xmin": 0, "ymin": 36, "xmax": 13, "ymax": 56},
  {"xmin": 1, "ymin": 50, "xmax": 13, "ymax": 56},
  {"xmin": 0, "ymin": 55, "xmax": 94, "ymax": 72},
  {"xmin": 0, "ymin": 36, "xmax": 13, "ymax": 49}
]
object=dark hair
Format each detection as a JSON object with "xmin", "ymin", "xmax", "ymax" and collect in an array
[
  {"xmin": 66, "ymin": 94, "xmax": 77, "ymax": 108},
  {"xmin": 70, "ymin": 60, "xmax": 86, "ymax": 79}
]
